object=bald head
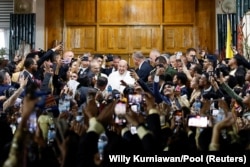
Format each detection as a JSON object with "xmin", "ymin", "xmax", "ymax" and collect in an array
[
  {"xmin": 63, "ymin": 51, "xmax": 74, "ymax": 61},
  {"xmin": 90, "ymin": 60, "xmax": 100, "ymax": 75},
  {"xmin": 118, "ymin": 60, "xmax": 128, "ymax": 75},
  {"xmin": 149, "ymin": 49, "xmax": 161, "ymax": 67}
]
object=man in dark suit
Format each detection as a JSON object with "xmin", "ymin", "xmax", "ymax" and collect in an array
[
  {"xmin": 22, "ymin": 58, "xmax": 39, "ymax": 88},
  {"xmin": 132, "ymin": 51, "xmax": 153, "ymax": 82},
  {"xmin": 26, "ymin": 43, "xmax": 63, "ymax": 81}
]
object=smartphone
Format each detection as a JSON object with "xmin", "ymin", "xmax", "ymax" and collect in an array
[
  {"xmin": 208, "ymin": 71, "xmax": 214, "ymax": 76},
  {"xmin": 114, "ymin": 102, "xmax": 126, "ymax": 116},
  {"xmin": 28, "ymin": 112, "xmax": 37, "ymax": 133},
  {"xmin": 58, "ymin": 95, "xmax": 71, "ymax": 113},
  {"xmin": 188, "ymin": 115, "xmax": 208, "ymax": 128},
  {"xmin": 130, "ymin": 126, "xmax": 137, "ymax": 134},
  {"xmin": 174, "ymin": 110, "xmax": 183, "ymax": 125},
  {"xmin": 76, "ymin": 112, "xmax": 84, "ymax": 123},
  {"xmin": 48, "ymin": 124, "xmax": 56, "ymax": 144},
  {"xmin": 176, "ymin": 52, "xmax": 182, "ymax": 59},
  {"xmin": 128, "ymin": 94, "xmax": 143, "ymax": 113},
  {"xmin": 212, "ymin": 109, "xmax": 219, "ymax": 116},
  {"xmin": 114, "ymin": 102, "xmax": 127, "ymax": 125}
]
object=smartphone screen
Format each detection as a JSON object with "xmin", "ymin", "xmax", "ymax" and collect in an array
[
  {"xmin": 188, "ymin": 115, "xmax": 208, "ymax": 128},
  {"xmin": 114, "ymin": 102, "xmax": 127, "ymax": 125},
  {"xmin": 128, "ymin": 94, "xmax": 143, "ymax": 113},
  {"xmin": 28, "ymin": 112, "xmax": 37, "ymax": 133},
  {"xmin": 174, "ymin": 110, "xmax": 183, "ymax": 125}
]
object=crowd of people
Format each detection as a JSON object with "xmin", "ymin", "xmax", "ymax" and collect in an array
[{"xmin": 0, "ymin": 44, "xmax": 250, "ymax": 167}]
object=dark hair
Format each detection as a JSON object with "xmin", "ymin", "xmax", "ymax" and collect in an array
[
  {"xmin": 123, "ymin": 87, "xmax": 134, "ymax": 97},
  {"xmin": 234, "ymin": 54, "xmax": 250, "ymax": 69},
  {"xmin": 155, "ymin": 56, "xmax": 167, "ymax": 64},
  {"xmin": 175, "ymin": 72, "xmax": 188, "ymax": 85},
  {"xmin": 24, "ymin": 57, "xmax": 35, "ymax": 69},
  {"xmin": 113, "ymin": 55, "xmax": 121, "ymax": 60},
  {"xmin": 96, "ymin": 76, "xmax": 108, "ymax": 87},
  {"xmin": 0, "ymin": 69, "xmax": 9, "ymax": 84},
  {"xmin": 227, "ymin": 75, "xmax": 238, "ymax": 89},
  {"xmin": 26, "ymin": 52, "xmax": 38, "ymax": 59},
  {"xmin": 198, "ymin": 127, "xmax": 212, "ymax": 151},
  {"xmin": 193, "ymin": 64, "xmax": 203, "ymax": 75},
  {"xmin": 235, "ymin": 67, "xmax": 246, "ymax": 87},
  {"xmin": 0, "ymin": 70, "xmax": 5, "ymax": 84},
  {"xmin": 93, "ymin": 54, "xmax": 104, "ymax": 60},
  {"xmin": 202, "ymin": 91, "xmax": 219, "ymax": 100},
  {"xmin": 77, "ymin": 75, "xmax": 91, "ymax": 87},
  {"xmin": 51, "ymin": 51, "xmax": 60, "ymax": 62},
  {"xmin": 186, "ymin": 48, "xmax": 196, "ymax": 54},
  {"xmin": 216, "ymin": 64, "xmax": 229, "ymax": 77}
]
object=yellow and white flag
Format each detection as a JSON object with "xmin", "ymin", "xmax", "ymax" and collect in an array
[{"xmin": 226, "ymin": 15, "xmax": 233, "ymax": 59}]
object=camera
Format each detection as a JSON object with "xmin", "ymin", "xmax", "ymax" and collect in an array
[
  {"xmin": 188, "ymin": 115, "xmax": 208, "ymax": 127},
  {"xmin": 208, "ymin": 70, "xmax": 214, "ymax": 77}
]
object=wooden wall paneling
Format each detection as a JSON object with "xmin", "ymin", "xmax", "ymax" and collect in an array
[
  {"xmin": 163, "ymin": 26, "xmax": 194, "ymax": 53},
  {"xmin": 45, "ymin": 0, "xmax": 64, "ymax": 49},
  {"xmin": 195, "ymin": 0, "xmax": 215, "ymax": 53},
  {"xmin": 64, "ymin": 0, "xmax": 96, "ymax": 24},
  {"xmin": 164, "ymin": 0, "xmax": 175, "ymax": 23},
  {"xmin": 98, "ymin": 0, "xmax": 126, "ymax": 23},
  {"xmin": 130, "ymin": 26, "xmax": 162, "ymax": 52},
  {"xmin": 45, "ymin": 0, "xmax": 216, "ymax": 63},
  {"xmin": 183, "ymin": 0, "xmax": 195, "ymax": 24},
  {"xmin": 65, "ymin": 26, "xmax": 96, "ymax": 54},
  {"xmin": 126, "ymin": 0, "xmax": 162, "ymax": 23},
  {"xmin": 98, "ymin": 0, "xmax": 162, "ymax": 24},
  {"xmin": 64, "ymin": 0, "xmax": 78, "ymax": 24},
  {"xmin": 164, "ymin": 0, "xmax": 195, "ymax": 24},
  {"xmin": 98, "ymin": 26, "xmax": 129, "ymax": 52}
]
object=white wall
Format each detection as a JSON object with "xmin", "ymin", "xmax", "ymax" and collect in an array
[{"xmin": 35, "ymin": 0, "xmax": 45, "ymax": 50}]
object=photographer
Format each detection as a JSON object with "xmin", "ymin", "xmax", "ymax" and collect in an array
[{"xmin": 185, "ymin": 48, "xmax": 199, "ymax": 69}]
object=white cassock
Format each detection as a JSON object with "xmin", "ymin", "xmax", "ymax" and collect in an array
[{"xmin": 108, "ymin": 71, "xmax": 135, "ymax": 93}]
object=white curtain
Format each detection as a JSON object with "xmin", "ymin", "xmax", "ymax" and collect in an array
[{"xmin": 0, "ymin": 28, "xmax": 10, "ymax": 59}]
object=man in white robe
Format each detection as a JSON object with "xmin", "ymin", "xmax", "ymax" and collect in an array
[{"xmin": 108, "ymin": 60, "xmax": 135, "ymax": 93}]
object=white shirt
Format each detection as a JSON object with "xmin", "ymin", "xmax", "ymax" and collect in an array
[
  {"xmin": 94, "ymin": 73, "xmax": 108, "ymax": 80},
  {"xmin": 108, "ymin": 71, "xmax": 135, "ymax": 93}
]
